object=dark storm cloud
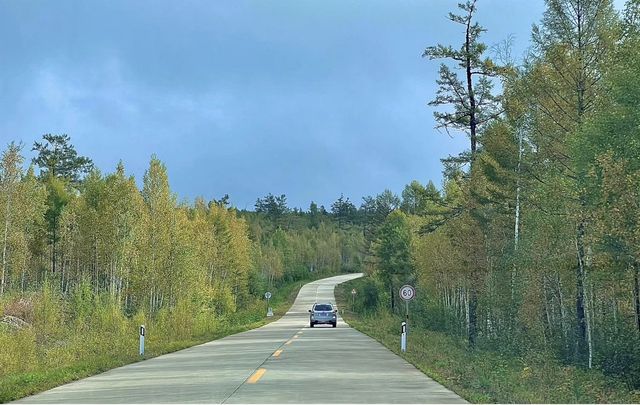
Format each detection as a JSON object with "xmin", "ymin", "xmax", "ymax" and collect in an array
[{"xmin": 4, "ymin": 0, "xmax": 622, "ymax": 209}]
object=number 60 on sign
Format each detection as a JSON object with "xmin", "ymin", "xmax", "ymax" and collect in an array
[{"xmin": 399, "ymin": 285, "xmax": 415, "ymax": 301}]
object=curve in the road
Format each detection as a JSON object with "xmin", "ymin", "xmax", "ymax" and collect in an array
[{"xmin": 17, "ymin": 273, "xmax": 466, "ymax": 404}]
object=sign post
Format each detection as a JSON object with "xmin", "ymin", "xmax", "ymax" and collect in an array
[
  {"xmin": 351, "ymin": 288, "xmax": 357, "ymax": 308},
  {"xmin": 265, "ymin": 292, "xmax": 273, "ymax": 317},
  {"xmin": 399, "ymin": 285, "xmax": 415, "ymax": 350},
  {"xmin": 139, "ymin": 325, "xmax": 145, "ymax": 356}
]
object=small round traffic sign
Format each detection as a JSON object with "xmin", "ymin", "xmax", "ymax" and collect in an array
[
  {"xmin": 351, "ymin": 289, "xmax": 357, "ymax": 295},
  {"xmin": 399, "ymin": 285, "xmax": 416, "ymax": 301},
  {"xmin": 265, "ymin": 292, "xmax": 272, "ymax": 299}
]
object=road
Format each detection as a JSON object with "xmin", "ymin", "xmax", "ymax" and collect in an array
[{"xmin": 18, "ymin": 274, "xmax": 466, "ymax": 404}]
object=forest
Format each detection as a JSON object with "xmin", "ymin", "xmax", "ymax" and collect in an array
[
  {"xmin": 2, "ymin": 0, "xmax": 640, "ymax": 401},
  {"xmin": 347, "ymin": 0, "xmax": 640, "ymax": 396},
  {"xmin": 0, "ymin": 135, "xmax": 364, "ymax": 400}
]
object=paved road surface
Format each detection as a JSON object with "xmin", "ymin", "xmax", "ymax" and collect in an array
[{"xmin": 18, "ymin": 273, "xmax": 466, "ymax": 403}]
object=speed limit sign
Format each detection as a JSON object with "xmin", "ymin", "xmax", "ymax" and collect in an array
[{"xmin": 399, "ymin": 285, "xmax": 416, "ymax": 301}]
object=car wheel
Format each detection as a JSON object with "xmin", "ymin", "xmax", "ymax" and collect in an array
[
  {"xmin": 310, "ymin": 322, "xmax": 314, "ymax": 328},
  {"xmin": 332, "ymin": 322, "xmax": 337, "ymax": 328}
]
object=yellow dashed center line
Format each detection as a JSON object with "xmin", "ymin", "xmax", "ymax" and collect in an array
[
  {"xmin": 285, "ymin": 340, "xmax": 293, "ymax": 345},
  {"xmin": 273, "ymin": 349, "xmax": 283, "ymax": 357},
  {"xmin": 247, "ymin": 368, "xmax": 267, "ymax": 384}
]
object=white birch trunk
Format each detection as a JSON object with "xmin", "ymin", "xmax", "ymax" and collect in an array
[
  {"xmin": 464, "ymin": 288, "xmax": 470, "ymax": 335},
  {"xmin": 511, "ymin": 126, "xmax": 524, "ymax": 304},
  {"xmin": 584, "ymin": 268, "xmax": 593, "ymax": 369},
  {"xmin": 1, "ymin": 192, "xmax": 12, "ymax": 295},
  {"xmin": 514, "ymin": 126, "xmax": 523, "ymax": 250}
]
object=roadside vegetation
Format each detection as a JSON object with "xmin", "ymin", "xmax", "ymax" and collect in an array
[
  {"xmin": 346, "ymin": 1, "xmax": 640, "ymax": 402},
  {"xmin": 337, "ymin": 279, "xmax": 640, "ymax": 403},
  {"xmin": 0, "ymin": 136, "xmax": 364, "ymax": 402},
  {"xmin": 2, "ymin": 0, "xmax": 640, "ymax": 403},
  {"xmin": 0, "ymin": 278, "xmax": 304, "ymax": 402}
]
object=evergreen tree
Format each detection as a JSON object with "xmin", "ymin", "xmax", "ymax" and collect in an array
[
  {"xmin": 331, "ymin": 194, "xmax": 357, "ymax": 228},
  {"xmin": 423, "ymin": 0, "xmax": 504, "ymax": 164},
  {"xmin": 32, "ymin": 134, "xmax": 93, "ymax": 184}
]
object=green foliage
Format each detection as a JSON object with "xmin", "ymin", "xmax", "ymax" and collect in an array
[
  {"xmin": 0, "ymin": 328, "xmax": 37, "ymax": 378},
  {"xmin": 32, "ymin": 281, "xmax": 65, "ymax": 345},
  {"xmin": 401, "ymin": 0, "xmax": 640, "ymax": 389},
  {"xmin": 254, "ymin": 193, "xmax": 289, "ymax": 225},
  {"xmin": 0, "ymin": 275, "xmax": 312, "ymax": 402},
  {"xmin": 374, "ymin": 210, "xmax": 413, "ymax": 310},
  {"xmin": 330, "ymin": 194, "xmax": 357, "ymax": 228},
  {"xmin": 4, "ymin": 1, "xmax": 640, "ymax": 399},
  {"xmin": 337, "ymin": 279, "xmax": 640, "ymax": 403},
  {"xmin": 0, "ymin": 135, "xmax": 366, "ymax": 401},
  {"xmin": 422, "ymin": 0, "xmax": 504, "ymax": 161},
  {"xmin": 32, "ymin": 134, "xmax": 93, "ymax": 184}
]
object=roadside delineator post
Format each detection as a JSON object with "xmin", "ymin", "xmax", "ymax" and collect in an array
[
  {"xmin": 401, "ymin": 321, "xmax": 407, "ymax": 352},
  {"xmin": 265, "ymin": 291, "xmax": 273, "ymax": 317},
  {"xmin": 351, "ymin": 288, "xmax": 357, "ymax": 309},
  {"xmin": 139, "ymin": 325, "xmax": 145, "ymax": 356},
  {"xmin": 399, "ymin": 285, "xmax": 415, "ymax": 350}
]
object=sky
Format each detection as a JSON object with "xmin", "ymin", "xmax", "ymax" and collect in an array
[{"xmin": 0, "ymin": 0, "xmax": 627, "ymax": 210}]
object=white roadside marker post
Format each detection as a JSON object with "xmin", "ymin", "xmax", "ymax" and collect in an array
[
  {"xmin": 265, "ymin": 291, "xmax": 273, "ymax": 317},
  {"xmin": 139, "ymin": 325, "xmax": 145, "ymax": 356},
  {"xmin": 351, "ymin": 288, "xmax": 356, "ymax": 309},
  {"xmin": 399, "ymin": 285, "xmax": 416, "ymax": 352}
]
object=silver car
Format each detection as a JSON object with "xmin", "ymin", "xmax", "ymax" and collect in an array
[{"xmin": 309, "ymin": 303, "xmax": 337, "ymax": 328}]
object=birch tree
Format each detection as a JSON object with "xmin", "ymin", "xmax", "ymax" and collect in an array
[
  {"xmin": 526, "ymin": 0, "xmax": 617, "ymax": 367},
  {"xmin": 0, "ymin": 143, "xmax": 24, "ymax": 295}
]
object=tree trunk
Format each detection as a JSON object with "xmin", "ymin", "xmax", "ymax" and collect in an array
[
  {"xmin": 465, "ymin": 7, "xmax": 477, "ymax": 159},
  {"xmin": 612, "ymin": 297, "xmax": 618, "ymax": 334},
  {"xmin": 468, "ymin": 287, "xmax": 478, "ymax": 347},
  {"xmin": 514, "ymin": 126, "xmax": 524, "ymax": 251},
  {"xmin": 543, "ymin": 276, "xmax": 553, "ymax": 338},
  {"xmin": 585, "ymin": 272, "xmax": 593, "ymax": 369},
  {"xmin": 463, "ymin": 287, "xmax": 470, "ymax": 336},
  {"xmin": 52, "ymin": 215, "xmax": 57, "ymax": 274},
  {"xmin": 634, "ymin": 262, "xmax": 640, "ymax": 334},
  {"xmin": 93, "ymin": 238, "xmax": 98, "ymax": 295},
  {"xmin": 60, "ymin": 252, "xmax": 65, "ymax": 293},
  {"xmin": 21, "ymin": 254, "xmax": 27, "ymax": 295},
  {"xmin": 1, "ymin": 205, "xmax": 10, "ymax": 295},
  {"xmin": 390, "ymin": 283, "xmax": 395, "ymax": 311},
  {"xmin": 575, "ymin": 223, "xmax": 588, "ymax": 364},
  {"xmin": 556, "ymin": 271, "xmax": 568, "ymax": 340}
]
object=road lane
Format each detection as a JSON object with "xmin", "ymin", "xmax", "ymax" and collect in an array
[{"xmin": 17, "ymin": 273, "xmax": 466, "ymax": 404}]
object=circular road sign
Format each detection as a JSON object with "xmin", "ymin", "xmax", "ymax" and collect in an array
[
  {"xmin": 351, "ymin": 289, "xmax": 357, "ymax": 295},
  {"xmin": 265, "ymin": 292, "xmax": 272, "ymax": 300},
  {"xmin": 399, "ymin": 285, "xmax": 416, "ymax": 301}
]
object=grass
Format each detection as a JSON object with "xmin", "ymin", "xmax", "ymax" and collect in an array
[
  {"xmin": 336, "ymin": 278, "xmax": 640, "ymax": 404},
  {"xmin": 0, "ymin": 278, "xmax": 308, "ymax": 403}
]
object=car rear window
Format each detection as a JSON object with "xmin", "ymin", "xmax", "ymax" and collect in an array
[{"xmin": 314, "ymin": 304, "xmax": 333, "ymax": 311}]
